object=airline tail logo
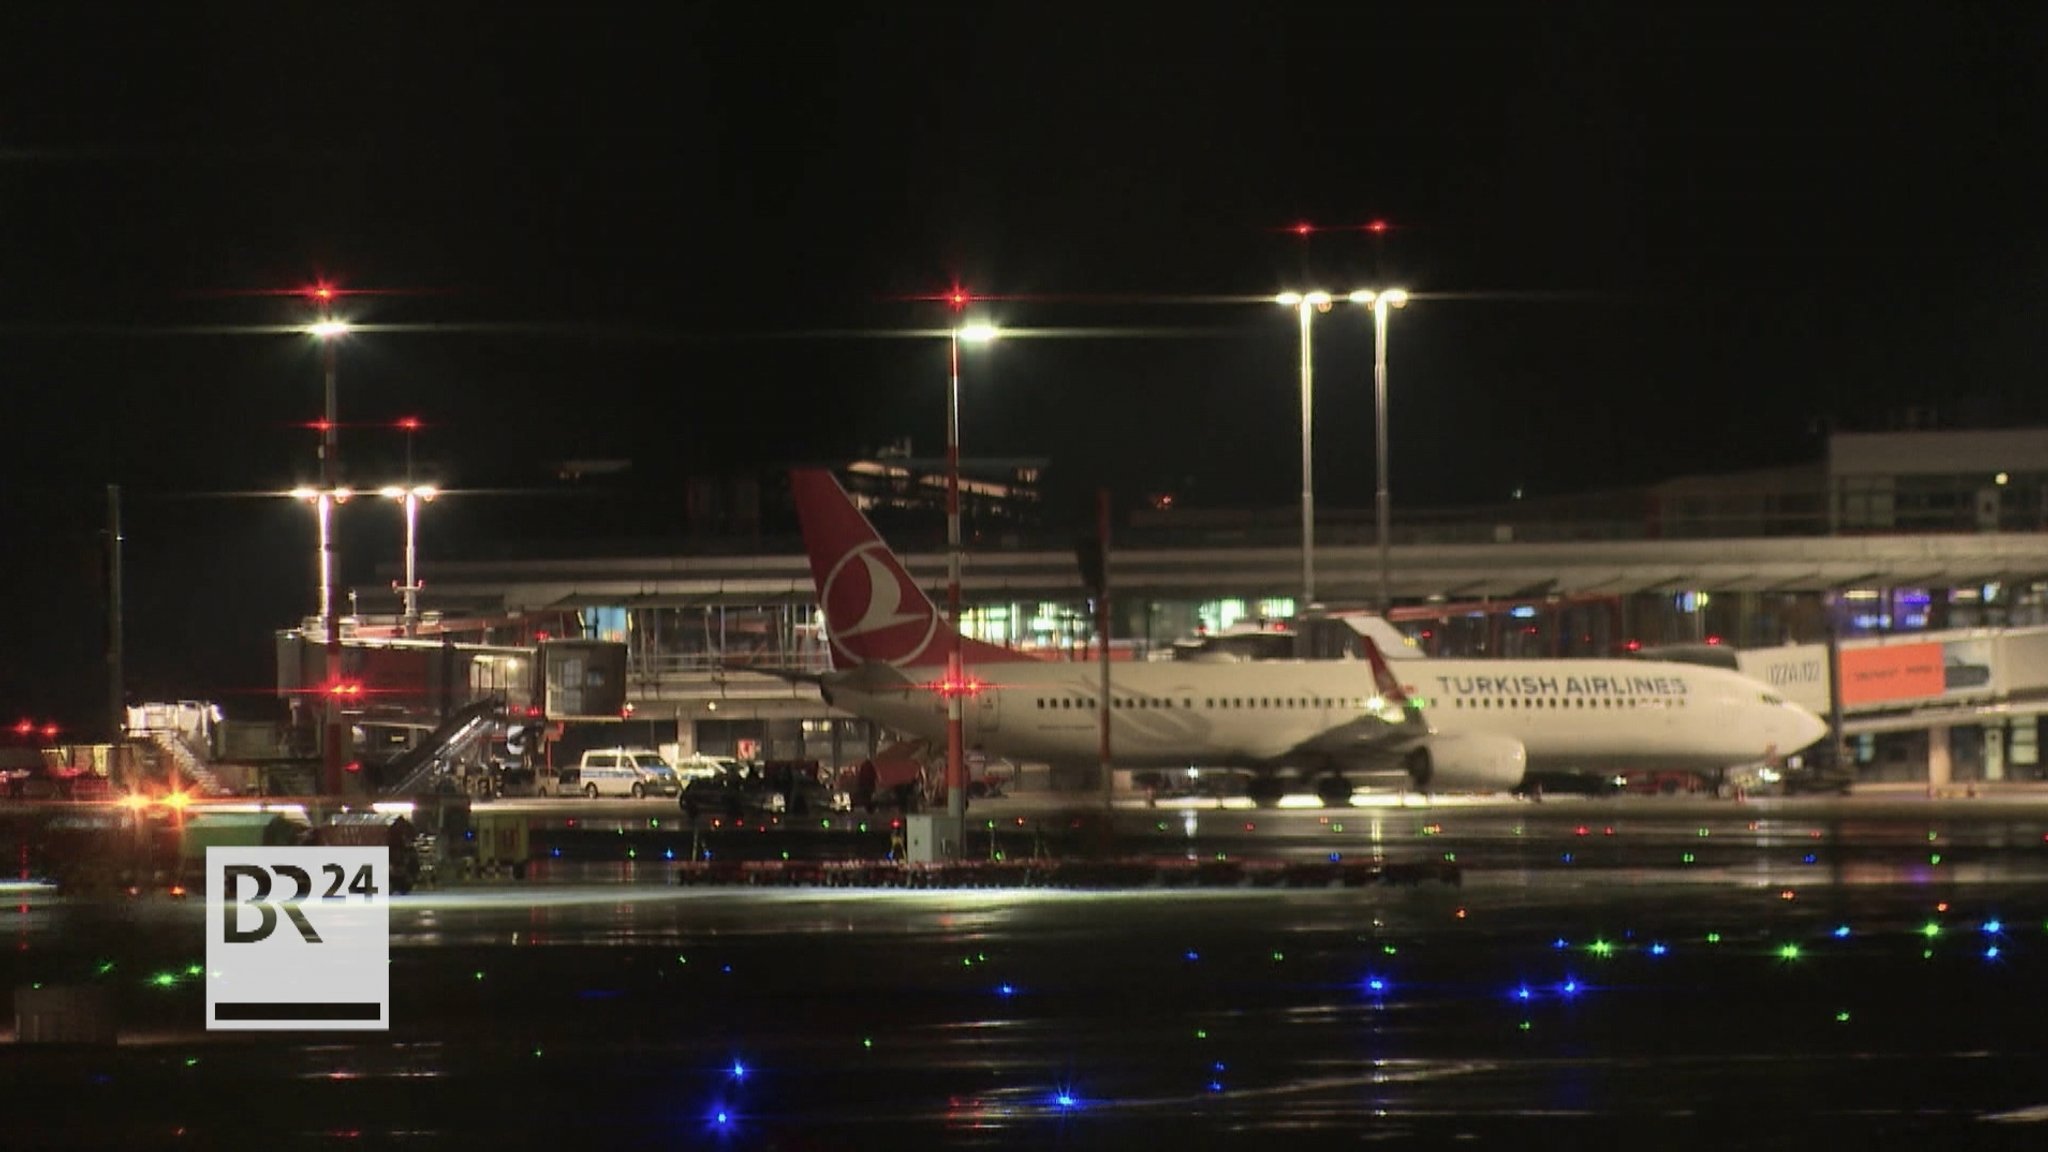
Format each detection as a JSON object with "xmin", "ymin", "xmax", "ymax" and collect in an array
[
  {"xmin": 793, "ymin": 467, "xmax": 1046, "ymax": 670},
  {"xmin": 820, "ymin": 541, "xmax": 942, "ymax": 668}
]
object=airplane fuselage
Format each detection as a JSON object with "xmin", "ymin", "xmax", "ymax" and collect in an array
[{"xmin": 821, "ymin": 657, "xmax": 1826, "ymax": 778}]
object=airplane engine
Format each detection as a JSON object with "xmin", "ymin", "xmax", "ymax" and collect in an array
[{"xmin": 1406, "ymin": 734, "xmax": 1528, "ymax": 794}]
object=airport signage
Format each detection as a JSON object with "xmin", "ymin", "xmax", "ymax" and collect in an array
[
  {"xmin": 205, "ymin": 847, "xmax": 389, "ymax": 1031},
  {"xmin": 1734, "ymin": 644, "xmax": 1832, "ymax": 714},
  {"xmin": 1840, "ymin": 637, "xmax": 1997, "ymax": 707}
]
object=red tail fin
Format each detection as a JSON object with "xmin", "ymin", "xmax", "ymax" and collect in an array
[
  {"xmin": 790, "ymin": 469, "xmax": 1040, "ymax": 670},
  {"xmin": 1358, "ymin": 637, "xmax": 1412, "ymax": 707}
]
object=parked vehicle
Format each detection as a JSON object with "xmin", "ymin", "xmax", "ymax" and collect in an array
[
  {"xmin": 573, "ymin": 748, "xmax": 681, "ymax": 799},
  {"xmin": 669, "ymin": 753, "xmax": 740, "ymax": 783},
  {"xmin": 679, "ymin": 765, "xmax": 786, "ymax": 819},
  {"xmin": 679, "ymin": 760, "xmax": 838, "ymax": 819}
]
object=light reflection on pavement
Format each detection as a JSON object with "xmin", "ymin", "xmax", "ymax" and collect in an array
[{"xmin": 5, "ymin": 801, "xmax": 2048, "ymax": 1148}]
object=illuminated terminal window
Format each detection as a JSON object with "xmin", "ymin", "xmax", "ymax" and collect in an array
[
  {"xmin": 582, "ymin": 606, "xmax": 629, "ymax": 644},
  {"xmin": 1202, "ymin": 598, "xmax": 1247, "ymax": 631},
  {"xmin": 961, "ymin": 604, "xmax": 1012, "ymax": 646},
  {"xmin": 1195, "ymin": 597, "xmax": 1298, "ymax": 633},
  {"xmin": 1019, "ymin": 601, "xmax": 1092, "ymax": 651}
]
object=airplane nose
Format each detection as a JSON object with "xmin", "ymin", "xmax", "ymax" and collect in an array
[{"xmin": 1792, "ymin": 706, "xmax": 1830, "ymax": 752}]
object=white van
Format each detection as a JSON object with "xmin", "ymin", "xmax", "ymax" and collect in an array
[
  {"xmin": 669, "ymin": 753, "xmax": 741, "ymax": 783},
  {"xmin": 572, "ymin": 748, "xmax": 682, "ymax": 799}
]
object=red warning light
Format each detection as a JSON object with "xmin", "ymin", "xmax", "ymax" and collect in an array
[
  {"xmin": 930, "ymin": 675, "xmax": 989, "ymax": 699},
  {"xmin": 395, "ymin": 416, "xmax": 422, "ymax": 432},
  {"xmin": 1292, "ymin": 222, "xmax": 1314, "ymax": 237},
  {"xmin": 40, "ymin": 723, "xmax": 59, "ymax": 740},
  {"xmin": 1705, "ymin": 635, "xmax": 1723, "ymax": 646},
  {"xmin": 327, "ymin": 681, "xmax": 364, "ymax": 699},
  {"xmin": 10, "ymin": 719, "xmax": 30, "ymax": 737},
  {"xmin": 310, "ymin": 284, "xmax": 335, "ymax": 302},
  {"xmin": 344, "ymin": 761, "xmax": 363, "ymax": 773},
  {"xmin": 621, "ymin": 702, "xmax": 636, "ymax": 718},
  {"xmin": 1366, "ymin": 219, "xmax": 1390, "ymax": 235},
  {"xmin": 946, "ymin": 287, "xmax": 970, "ymax": 311},
  {"xmin": 1624, "ymin": 639, "xmax": 1643, "ymax": 652}
]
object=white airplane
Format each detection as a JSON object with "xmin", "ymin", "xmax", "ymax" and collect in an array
[{"xmin": 792, "ymin": 469, "xmax": 1830, "ymax": 802}]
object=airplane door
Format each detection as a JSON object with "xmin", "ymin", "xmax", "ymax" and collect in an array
[{"xmin": 976, "ymin": 688, "xmax": 1000, "ymax": 734}]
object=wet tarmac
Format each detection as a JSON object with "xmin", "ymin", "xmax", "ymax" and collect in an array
[{"xmin": 8, "ymin": 796, "xmax": 2048, "ymax": 1149}]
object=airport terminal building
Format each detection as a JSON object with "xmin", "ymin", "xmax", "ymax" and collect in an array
[{"xmin": 280, "ymin": 429, "xmax": 2048, "ymax": 789}]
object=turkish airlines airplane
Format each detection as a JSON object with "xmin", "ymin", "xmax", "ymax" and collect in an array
[{"xmin": 792, "ymin": 470, "xmax": 1830, "ymax": 800}]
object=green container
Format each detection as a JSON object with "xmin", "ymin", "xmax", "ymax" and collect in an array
[{"xmin": 177, "ymin": 813, "xmax": 306, "ymax": 861}]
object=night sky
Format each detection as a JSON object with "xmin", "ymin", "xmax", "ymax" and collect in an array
[{"xmin": 4, "ymin": 5, "xmax": 2046, "ymax": 729}]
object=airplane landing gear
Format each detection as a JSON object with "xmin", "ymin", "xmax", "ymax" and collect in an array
[
  {"xmin": 1245, "ymin": 775, "xmax": 1286, "ymax": 807},
  {"xmin": 1315, "ymin": 774, "xmax": 1353, "ymax": 807}
]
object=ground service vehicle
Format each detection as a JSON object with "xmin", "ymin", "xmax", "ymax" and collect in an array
[{"xmin": 573, "ymin": 748, "xmax": 682, "ymax": 799}]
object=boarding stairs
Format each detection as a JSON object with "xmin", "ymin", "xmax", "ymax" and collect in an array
[
  {"xmin": 381, "ymin": 695, "xmax": 507, "ymax": 797},
  {"xmin": 144, "ymin": 729, "xmax": 231, "ymax": 797}
]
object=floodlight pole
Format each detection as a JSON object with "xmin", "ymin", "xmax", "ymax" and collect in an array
[
  {"xmin": 1350, "ymin": 289, "xmax": 1409, "ymax": 616},
  {"xmin": 945, "ymin": 326, "xmax": 967, "ymax": 834},
  {"xmin": 318, "ymin": 327, "xmax": 345, "ymax": 795}
]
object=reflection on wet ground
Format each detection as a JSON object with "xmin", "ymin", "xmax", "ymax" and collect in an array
[{"xmin": 8, "ymin": 801, "xmax": 2048, "ymax": 1149}]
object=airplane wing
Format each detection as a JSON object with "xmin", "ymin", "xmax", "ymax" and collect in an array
[
  {"xmin": 718, "ymin": 660, "xmax": 824, "ymax": 686},
  {"xmin": 1285, "ymin": 637, "xmax": 1432, "ymax": 769},
  {"xmin": 1290, "ymin": 637, "xmax": 1531, "ymax": 792}
]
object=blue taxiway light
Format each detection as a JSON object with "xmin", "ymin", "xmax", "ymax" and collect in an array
[
  {"xmin": 1648, "ymin": 943, "xmax": 1669, "ymax": 956},
  {"xmin": 1833, "ymin": 925, "xmax": 1851, "ymax": 939}
]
